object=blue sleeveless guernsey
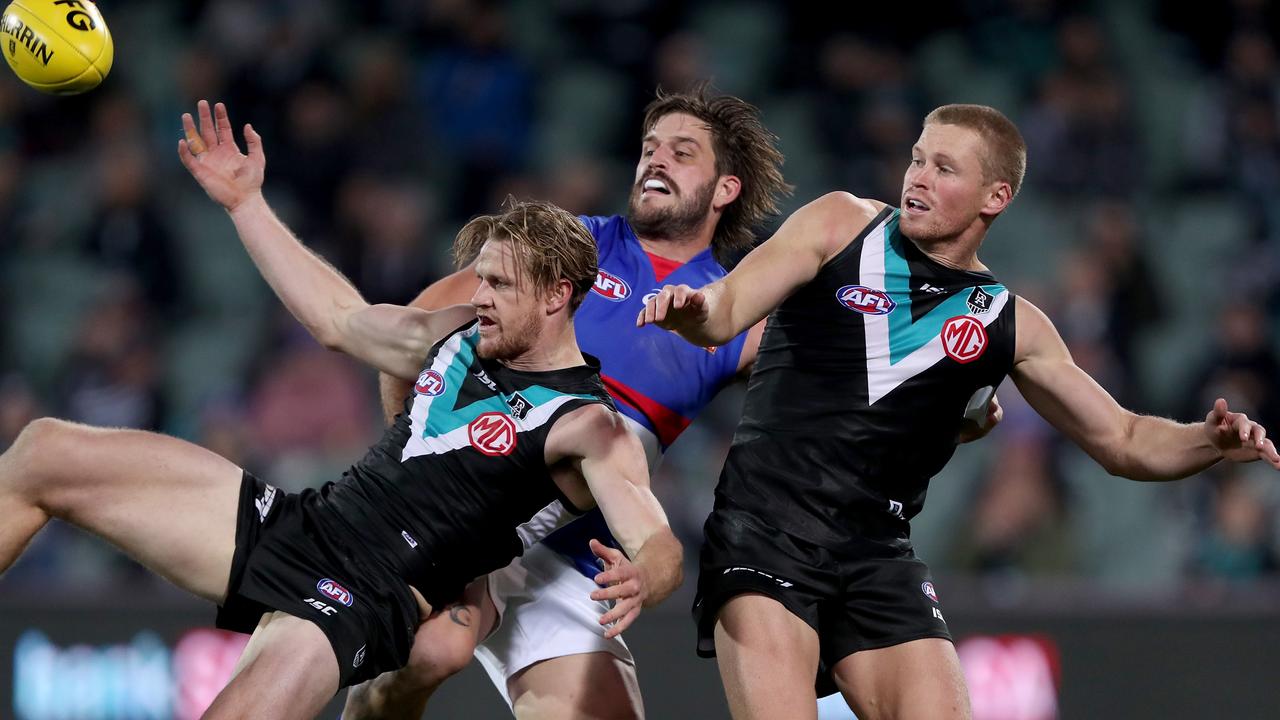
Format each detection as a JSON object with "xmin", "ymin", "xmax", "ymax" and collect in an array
[{"xmin": 541, "ymin": 215, "xmax": 750, "ymax": 576}]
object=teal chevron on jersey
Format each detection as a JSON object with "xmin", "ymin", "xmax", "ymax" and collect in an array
[
  {"xmin": 423, "ymin": 324, "xmax": 481, "ymax": 436},
  {"xmin": 882, "ymin": 214, "xmax": 1007, "ymax": 364},
  {"xmin": 421, "ymin": 327, "xmax": 598, "ymax": 439}
]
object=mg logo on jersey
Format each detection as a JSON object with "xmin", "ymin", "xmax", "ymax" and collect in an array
[
  {"xmin": 468, "ymin": 412, "xmax": 518, "ymax": 456},
  {"xmin": 942, "ymin": 315, "xmax": 988, "ymax": 363},
  {"xmin": 592, "ymin": 269, "xmax": 631, "ymax": 301},
  {"xmin": 414, "ymin": 369, "xmax": 445, "ymax": 396},
  {"xmin": 836, "ymin": 285, "xmax": 897, "ymax": 315},
  {"xmin": 316, "ymin": 578, "xmax": 354, "ymax": 607}
]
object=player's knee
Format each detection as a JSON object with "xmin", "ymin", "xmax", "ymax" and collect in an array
[
  {"xmin": 403, "ymin": 628, "xmax": 475, "ymax": 686},
  {"xmin": 5, "ymin": 418, "xmax": 94, "ymax": 512},
  {"xmin": 4, "ymin": 418, "xmax": 71, "ymax": 487},
  {"xmin": 429, "ymin": 628, "xmax": 477, "ymax": 679}
]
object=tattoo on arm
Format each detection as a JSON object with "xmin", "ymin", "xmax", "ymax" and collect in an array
[{"xmin": 448, "ymin": 604, "xmax": 472, "ymax": 628}]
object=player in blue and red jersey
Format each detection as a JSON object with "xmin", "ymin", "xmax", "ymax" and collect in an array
[{"xmin": 341, "ymin": 86, "xmax": 791, "ymax": 720}]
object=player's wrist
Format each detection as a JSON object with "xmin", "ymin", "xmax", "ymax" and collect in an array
[{"xmin": 227, "ymin": 190, "xmax": 268, "ymax": 217}]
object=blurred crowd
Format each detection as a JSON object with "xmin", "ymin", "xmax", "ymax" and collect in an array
[{"xmin": 2, "ymin": 0, "xmax": 1280, "ymax": 602}]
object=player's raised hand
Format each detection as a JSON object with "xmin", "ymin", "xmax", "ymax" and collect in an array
[
  {"xmin": 588, "ymin": 538, "xmax": 644, "ymax": 638},
  {"xmin": 636, "ymin": 283, "xmax": 708, "ymax": 333},
  {"xmin": 177, "ymin": 100, "xmax": 266, "ymax": 212},
  {"xmin": 1205, "ymin": 398, "xmax": 1280, "ymax": 469}
]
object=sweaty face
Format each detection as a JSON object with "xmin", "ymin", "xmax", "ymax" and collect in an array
[
  {"xmin": 628, "ymin": 112, "xmax": 720, "ymax": 239},
  {"xmin": 899, "ymin": 123, "xmax": 995, "ymax": 242},
  {"xmin": 470, "ymin": 240, "xmax": 544, "ymax": 360}
]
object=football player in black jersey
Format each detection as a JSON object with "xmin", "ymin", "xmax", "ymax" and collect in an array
[
  {"xmin": 0, "ymin": 100, "xmax": 683, "ymax": 720},
  {"xmin": 641, "ymin": 104, "xmax": 1280, "ymax": 720}
]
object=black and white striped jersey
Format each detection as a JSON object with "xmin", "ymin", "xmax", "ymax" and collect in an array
[
  {"xmin": 315, "ymin": 321, "xmax": 614, "ymax": 604},
  {"xmin": 716, "ymin": 207, "xmax": 1017, "ymax": 552}
]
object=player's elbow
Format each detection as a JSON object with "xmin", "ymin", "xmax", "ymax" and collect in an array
[{"xmin": 309, "ymin": 319, "xmax": 347, "ymax": 352}]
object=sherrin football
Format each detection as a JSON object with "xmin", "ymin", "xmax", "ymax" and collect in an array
[{"xmin": 1, "ymin": 0, "xmax": 112, "ymax": 94}]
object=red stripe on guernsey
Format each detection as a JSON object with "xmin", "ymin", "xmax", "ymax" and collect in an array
[
  {"xmin": 601, "ymin": 373, "xmax": 691, "ymax": 447},
  {"xmin": 645, "ymin": 251, "xmax": 684, "ymax": 284}
]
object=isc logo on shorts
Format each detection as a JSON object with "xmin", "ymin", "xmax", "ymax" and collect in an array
[
  {"xmin": 836, "ymin": 285, "xmax": 896, "ymax": 315},
  {"xmin": 317, "ymin": 578, "xmax": 355, "ymax": 607}
]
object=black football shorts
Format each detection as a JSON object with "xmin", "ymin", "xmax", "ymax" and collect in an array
[
  {"xmin": 694, "ymin": 508, "xmax": 952, "ymax": 694},
  {"xmin": 216, "ymin": 472, "xmax": 421, "ymax": 688}
]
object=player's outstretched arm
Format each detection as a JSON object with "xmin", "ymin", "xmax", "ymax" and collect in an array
[
  {"xmin": 378, "ymin": 268, "xmax": 483, "ymax": 423},
  {"xmin": 178, "ymin": 99, "xmax": 473, "ymax": 380},
  {"xmin": 637, "ymin": 191, "xmax": 884, "ymax": 346},
  {"xmin": 548, "ymin": 405, "xmax": 683, "ymax": 637},
  {"xmin": 1010, "ymin": 297, "xmax": 1280, "ymax": 480}
]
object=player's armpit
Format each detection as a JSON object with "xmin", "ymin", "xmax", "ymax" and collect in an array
[
  {"xmin": 378, "ymin": 269, "xmax": 484, "ymax": 423},
  {"xmin": 714, "ymin": 192, "xmax": 884, "ymax": 340},
  {"xmin": 340, "ymin": 303, "xmax": 475, "ymax": 382}
]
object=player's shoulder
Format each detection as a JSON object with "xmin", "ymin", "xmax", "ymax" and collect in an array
[
  {"xmin": 786, "ymin": 192, "xmax": 891, "ymax": 259},
  {"xmin": 577, "ymin": 214, "xmax": 627, "ymax": 241},
  {"xmin": 804, "ymin": 192, "xmax": 888, "ymax": 226},
  {"xmin": 548, "ymin": 402, "xmax": 629, "ymax": 454},
  {"xmin": 1011, "ymin": 295, "xmax": 1064, "ymax": 361}
]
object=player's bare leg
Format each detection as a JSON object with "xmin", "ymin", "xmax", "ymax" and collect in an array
[
  {"xmin": 0, "ymin": 418, "xmax": 241, "ymax": 601},
  {"xmin": 831, "ymin": 638, "xmax": 970, "ymax": 720},
  {"xmin": 342, "ymin": 577, "xmax": 497, "ymax": 720},
  {"xmin": 507, "ymin": 651, "xmax": 643, "ymax": 720},
  {"xmin": 713, "ymin": 593, "xmax": 820, "ymax": 720},
  {"xmin": 203, "ymin": 611, "xmax": 341, "ymax": 720}
]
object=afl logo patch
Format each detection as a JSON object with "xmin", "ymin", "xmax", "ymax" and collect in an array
[
  {"xmin": 922, "ymin": 581, "xmax": 939, "ymax": 603},
  {"xmin": 592, "ymin": 269, "xmax": 631, "ymax": 301},
  {"xmin": 468, "ymin": 412, "xmax": 518, "ymax": 456},
  {"xmin": 942, "ymin": 316, "xmax": 987, "ymax": 364},
  {"xmin": 414, "ymin": 369, "xmax": 445, "ymax": 396},
  {"xmin": 317, "ymin": 578, "xmax": 354, "ymax": 607},
  {"xmin": 836, "ymin": 285, "xmax": 896, "ymax": 315}
]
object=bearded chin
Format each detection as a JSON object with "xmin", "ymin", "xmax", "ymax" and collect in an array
[
  {"xmin": 628, "ymin": 181, "xmax": 716, "ymax": 240},
  {"xmin": 478, "ymin": 311, "xmax": 540, "ymax": 361}
]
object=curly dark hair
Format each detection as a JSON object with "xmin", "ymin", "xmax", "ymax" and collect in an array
[{"xmin": 641, "ymin": 83, "xmax": 792, "ymax": 257}]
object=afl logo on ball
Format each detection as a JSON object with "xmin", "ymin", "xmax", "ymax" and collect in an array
[
  {"xmin": 414, "ymin": 369, "xmax": 445, "ymax": 396},
  {"xmin": 592, "ymin": 269, "xmax": 631, "ymax": 301},
  {"xmin": 836, "ymin": 285, "xmax": 896, "ymax": 315},
  {"xmin": 468, "ymin": 412, "xmax": 518, "ymax": 456},
  {"xmin": 942, "ymin": 316, "xmax": 987, "ymax": 363}
]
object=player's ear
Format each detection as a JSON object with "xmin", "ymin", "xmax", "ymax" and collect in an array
[
  {"xmin": 713, "ymin": 175, "xmax": 741, "ymax": 212},
  {"xmin": 545, "ymin": 278, "xmax": 574, "ymax": 315},
  {"xmin": 981, "ymin": 180, "xmax": 1012, "ymax": 217}
]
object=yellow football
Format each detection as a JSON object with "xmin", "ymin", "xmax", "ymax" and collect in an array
[{"xmin": 1, "ymin": 0, "xmax": 112, "ymax": 95}]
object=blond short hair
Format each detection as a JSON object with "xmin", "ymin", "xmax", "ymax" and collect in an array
[
  {"xmin": 453, "ymin": 199, "xmax": 598, "ymax": 311},
  {"xmin": 924, "ymin": 104, "xmax": 1027, "ymax": 198}
]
